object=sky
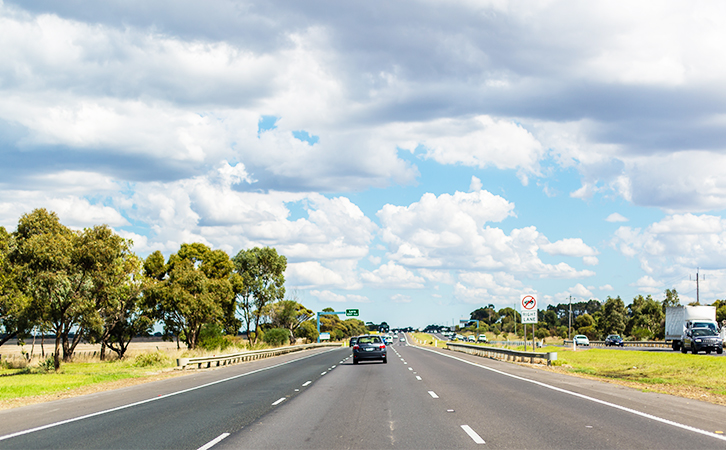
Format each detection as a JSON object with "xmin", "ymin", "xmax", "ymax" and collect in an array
[{"xmin": 2, "ymin": 0, "xmax": 726, "ymax": 329}]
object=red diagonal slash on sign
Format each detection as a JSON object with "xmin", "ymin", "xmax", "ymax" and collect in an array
[{"xmin": 522, "ymin": 295, "xmax": 536, "ymax": 310}]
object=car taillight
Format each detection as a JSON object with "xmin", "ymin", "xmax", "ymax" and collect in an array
[
  {"xmin": 353, "ymin": 345, "xmax": 359, "ymax": 350},
  {"xmin": 380, "ymin": 344, "xmax": 386, "ymax": 349}
]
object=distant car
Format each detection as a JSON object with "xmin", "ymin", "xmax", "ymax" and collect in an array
[
  {"xmin": 349, "ymin": 336, "xmax": 358, "ymax": 347},
  {"xmin": 477, "ymin": 334, "xmax": 488, "ymax": 343},
  {"xmin": 399, "ymin": 337, "xmax": 405, "ymax": 342},
  {"xmin": 352, "ymin": 335, "xmax": 387, "ymax": 364},
  {"xmin": 467, "ymin": 335, "xmax": 476, "ymax": 342},
  {"xmin": 573, "ymin": 335, "xmax": 590, "ymax": 346},
  {"xmin": 604, "ymin": 335, "xmax": 624, "ymax": 347},
  {"xmin": 682, "ymin": 327, "xmax": 724, "ymax": 354}
]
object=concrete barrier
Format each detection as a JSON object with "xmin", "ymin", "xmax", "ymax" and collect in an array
[
  {"xmin": 446, "ymin": 342, "xmax": 557, "ymax": 366},
  {"xmin": 176, "ymin": 342, "xmax": 342, "ymax": 370}
]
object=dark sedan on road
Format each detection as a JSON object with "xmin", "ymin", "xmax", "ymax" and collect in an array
[
  {"xmin": 352, "ymin": 335, "xmax": 387, "ymax": 364},
  {"xmin": 682, "ymin": 327, "xmax": 723, "ymax": 354},
  {"xmin": 605, "ymin": 335, "xmax": 624, "ymax": 347}
]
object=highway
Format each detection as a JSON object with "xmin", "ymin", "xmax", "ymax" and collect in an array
[{"xmin": 2, "ymin": 335, "xmax": 726, "ymax": 449}]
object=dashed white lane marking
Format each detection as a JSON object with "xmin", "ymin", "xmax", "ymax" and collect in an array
[
  {"xmin": 428, "ymin": 391, "xmax": 439, "ymax": 399},
  {"xmin": 416, "ymin": 376, "xmax": 422, "ymax": 380},
  {"xmin": 408, "ymin": 368, "xmax": 413, "ymax": 371},
  {"xmin": 321, "ymin": 372, "xmax": 327, "ymax": 375},
  {"xmin": 332, "ymin": 365, "xmax": 336, "ymax": 368},
  {"xmin": 272, "ymin": 397, "xmax": 286, "ymax": 406},
  {"xmin": 302, "ymin": 381, "xmax": 312, "ymax": 387},
  {"xmin": 0, "ymin": 348, "xmax": 340, "ymax": 443},
  {"xmin": 415, "ymin": 345, "xmax": 726, "ymax": 444},
  {"xmin": 197, "ymin": 433, "xmax": 230, "ymax": 450},
  {"xmin": 461, "ymin": 425, "xmax": 485, "ymax": 444}
]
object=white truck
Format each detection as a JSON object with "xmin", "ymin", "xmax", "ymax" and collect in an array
[{"xmin": 665, "ymin": 305, "xmax": 721, "ymax": 351}]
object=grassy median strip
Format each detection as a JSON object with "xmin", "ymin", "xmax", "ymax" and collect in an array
[
  {"xmin": 547, "ymin": 347, "xmax": 726, "ymax": 405},
  {"xmin": 443, "ymin": 340, "xmax": 726, "ymax": 405}
]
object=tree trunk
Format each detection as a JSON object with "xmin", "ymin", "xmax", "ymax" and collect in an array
[
  {"xmin": 100, "ymin": 342, "xmax": 107, "ymax": 361},
  {"xmin": 53, "ymin": 333, "xmax": 62, "ymax": 371}
]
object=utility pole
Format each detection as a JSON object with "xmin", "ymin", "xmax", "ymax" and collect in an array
[
  {"xmin": 691, "ymin": 268, "xmax": 703, "ymax": 304},
  {"xmin": 568, "ymin": 295, "xmax": 572, "ymax": 340}
]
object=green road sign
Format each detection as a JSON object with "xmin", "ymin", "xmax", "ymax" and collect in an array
[{"xmin": 346, "ymin": 309, "xmax": 359, "ymax": 317}]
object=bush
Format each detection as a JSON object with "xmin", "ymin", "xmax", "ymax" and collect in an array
[
  {"xmin": 557, "ymin": 326, "xmax": 568, "ymax": 339},
  {"xmin": 133, "ymin": 351, "xmax": 171, "ymax": 367},
  {"xmin": 632, "ymin": 327, "xmax": 653, "ymax": 341},
  {"xmin": 262, "ymin": 328, "xmax": 289, "ymax": 347},
  {"xmin": 37, "ymin": 356, "xmax": 56, "ymax": 373},
  {"xmin": 198, "ymin": 323, "xmax": 233, "ymax": 351},
  {"xmin": 295, "ymin": 321, "xmax": 319, "ymax": 343}
]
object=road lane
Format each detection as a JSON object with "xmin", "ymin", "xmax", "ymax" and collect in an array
[
  {"xmin": 218, "ymin": 340, "xmax": 478, "ymax": 449},
  {"xmin": 394, "ymin": 342, "xmax": 726, "ymax": 449},
  {"xmin": 3, "ymin": 337, "xmax": 726, "ymax": 449},
  {"xmin": 0, "ymin": 347, "xmax": 347, "ymax": 449}
]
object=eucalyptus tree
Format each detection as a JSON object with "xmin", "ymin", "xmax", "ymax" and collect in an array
[
  {"xmin": 143, "ymin": 243, "xmax": 234, "ymax": 349},
  {"xmin": 264, "ymin": 299, "xmax": 314, "ymax": 344},
  {"xmin": 232, "ymin": 247, "xmax": 287, "ymax": 344},
  {"xmin": 0, "ymin": 226, "xmax": 30, "ymax": 347},
  {"xmin": 91, "ymin": 251, "xmax": 153, "ymax": 360},
  {"xmin": 11, "ymin": 209, "xmax": 131, "ymax": 369},
  {"xmin": 598, "ymin": 296, "xmax": 627, "ymax": 337}
]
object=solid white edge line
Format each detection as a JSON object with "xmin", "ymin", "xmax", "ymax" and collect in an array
[
  {"xmin": 272, "ymin": 397, "xmax": 286, "ymax": 406},
  {"xmin": 461, "ymin": 425, "xmax": 485, "ymax": 444},
  {"xmin": 414, "ymin": 345, "xmax": 726, "ymax": 442},
  {"xmin": 428, "ymin": 391, "xmax": 439, "ymax": 399},
  {"xmin": 0, "ymin": 347, "xmax": 342, "ymax": 442},
  {"xmin": 197, "ymin": 432, "xmax": 230, "ymax": 450}
]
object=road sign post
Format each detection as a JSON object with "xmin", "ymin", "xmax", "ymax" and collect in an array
[{"xmin": 521, "ymin": 295, "xmax": 537, "ymax": 351}]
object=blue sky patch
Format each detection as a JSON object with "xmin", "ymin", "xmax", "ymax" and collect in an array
[
  {"xmin": 258, "ymin": 115, "xmax": 279, "ymax": 136},
  {"xmin": 292, "ymin": 130, "xmax": 319, "ymax": 145}
]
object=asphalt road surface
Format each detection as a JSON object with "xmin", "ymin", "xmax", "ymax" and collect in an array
[{"xmin": 2, "ymin": 336, "xmax": 726, "ymax": 449}]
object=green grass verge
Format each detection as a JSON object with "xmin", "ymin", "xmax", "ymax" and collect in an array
[
  {"xmin": 411, "ymin": 332, "xmax": 437, "ymax": 345},
  {"xmin": 0, "ymin": 353, "xmax": 176, "ymax": 402},
  {"xmin": 552, "ymin": 348, "xmax": 726, "ymax": 398}
]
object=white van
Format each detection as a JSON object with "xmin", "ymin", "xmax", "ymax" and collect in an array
[{"xmin": 477, "ymin": 334, "xmax": 487, "ymax": 343}]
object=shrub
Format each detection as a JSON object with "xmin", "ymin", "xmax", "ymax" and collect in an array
[
  {"xmin": 295, "ymin": 321, "xmax": 319, "ymax": 343},
  {"xmin": 632, "ymin": 327, "xmax": 653, "ymax": 341},
  {"xmin": 198, "ymin": 323, "xmax": 233, "ymax": 351},
  {"xmin": 262, "ymin": 328, "xmax": 289, "ymax": 347},
  {"xmin": 133, "ymin": 351, "xmax": 171, "ymax": 367},
  {"xmin": 38, "ymin": 356, "xmax": 56, "ymax": 373}
]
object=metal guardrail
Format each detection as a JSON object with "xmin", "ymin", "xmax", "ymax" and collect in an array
[
  {"xmin": 446, "ymin": 342, "xmax": 557, "ymax": 366},
  {"xmin": 562, "ymin": 340, "xmax": 671, "ymax": 348},
  {"xmin": 176, "ymin": 342, "xmax": 342, "ymax": 370}
]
